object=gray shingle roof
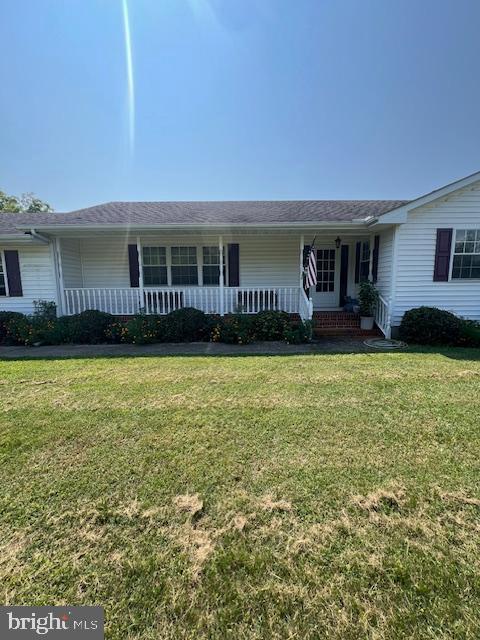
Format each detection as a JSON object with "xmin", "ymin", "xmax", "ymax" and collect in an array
[{"xmin": 0, "ymin": 200, "xmax": 409, "ymax": 234}]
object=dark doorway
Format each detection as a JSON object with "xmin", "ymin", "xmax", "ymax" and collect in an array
[{"xmin": 339, "ymin": 245, "xmax": 349, "ymax": 307}]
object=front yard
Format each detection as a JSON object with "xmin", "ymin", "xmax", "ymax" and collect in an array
[{"xmin": 1, "ymin": 349, "xmax": 479, "ymax": 639}]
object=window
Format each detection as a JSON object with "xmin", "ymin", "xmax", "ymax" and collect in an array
[
  {"xmin": 142, "ymin": 247, "xmax": 167, "ymax": 286},
  {"xmin": 452, "ymin": 229, "xmax": 480, "ymax": 279},
  {"xmin": 171, "ymin": 246, "xmax": 198, "ymax": 285},
  {"xmin": 202, "ymin": 246, "xmax": 226, "ymax": 285},
  {"xmin": 316, "ymin": 248, "xmax": 335, "ymax": 292},
  {"xmin": 360, "ymin": 241, "xmax": 370, "ymax": 282},
  {"xmin": 0, "ymin": 253, "xmax": 6, "ymax": 296}
]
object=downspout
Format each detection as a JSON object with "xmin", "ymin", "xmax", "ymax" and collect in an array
[{"xmin": 27, "ymin": 229, "xmax": 50, "ymax": 244}]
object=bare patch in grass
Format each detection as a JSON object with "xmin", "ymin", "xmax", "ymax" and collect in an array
[
  {"xmin": 0, "ymin": 532, "xmax": 28, "ymax": 572},
  {"xmin": 173, "ymin": 494, "xmax": 204, "ymax": 518},
  {"xmin": 231, "ymin": 515, "xmax": 247, "ymax": 532},
  {"xmin": 438, "ymin": 490, "xmax": 480, "ymax": 508},
  {"xmin": 260, "ymin": 495, "xmax": 292, "ymax": 512},
  {"xmin": 352, "ymin": 486, "xmax": 406, "ymax": 514}
]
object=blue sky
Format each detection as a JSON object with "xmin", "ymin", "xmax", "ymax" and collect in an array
[{"xmin": 1, "ymin": 0, "xmax": 479, "ymax": 211}]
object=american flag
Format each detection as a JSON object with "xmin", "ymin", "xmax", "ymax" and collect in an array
[{"xmin": 305, "ymin": 243, "xmax": 317, "ymax": 288}]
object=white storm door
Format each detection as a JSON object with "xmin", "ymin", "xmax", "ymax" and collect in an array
[{"xmin": 311, "ymin": 246, "xmax": 340, "ymax": 309}]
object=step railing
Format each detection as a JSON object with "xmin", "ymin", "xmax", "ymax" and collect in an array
[
  {"xmin": 375, "ymin": 294, "xmax": 391, "ymax": 338},
  {"xmin": 299, "ymin": 287, "xmax": 314, "ymax": 322}
]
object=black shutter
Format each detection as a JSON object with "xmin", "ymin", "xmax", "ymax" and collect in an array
[
  {"xmin": 433, "ymin": 228, "xmax": 453, "ymax": 282},
  {"xmin": 4, "ymin": 250, "xmax": 23, "ymax": 296},
  {"xmin": 339, "ymin": 244, "xmax": 349, "ymax": 306},
  {"xmin": 354, "ymin": 241, "xmax": 361, "ymax": 283},
  {"xmin": 128, "ymin": 244, "xmax": 140, "ymax": 288},
  {"xmin": 227, "ymin": 244, "xmax": 239, "ymax": 286},
  {"xmin": 372, "ymin": 235, "xmax": 380, "ymax": 283}
]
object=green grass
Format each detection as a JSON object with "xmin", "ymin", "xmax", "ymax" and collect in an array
[{"xmin": 1, "ymin": 349, "xmax": 480, "ymax": 639}]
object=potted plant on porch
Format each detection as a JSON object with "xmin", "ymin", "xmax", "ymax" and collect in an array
[{"xmin": 358, "ymin": 280, "xmax": 379, "ymax": 330}]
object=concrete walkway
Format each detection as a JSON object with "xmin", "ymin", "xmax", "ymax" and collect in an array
[{"xmin": 0, "ymin": 338, "xmax": 375, "ymax": 359}]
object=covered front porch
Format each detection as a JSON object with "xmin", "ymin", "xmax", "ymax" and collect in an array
[{"xmin": 55, "ymin": 228, "xmax": 383, "ymax": 326}]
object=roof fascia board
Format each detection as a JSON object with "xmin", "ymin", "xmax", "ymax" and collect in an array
[
  {"xmin": 0, "ymin": 234, "xmax": 37, "ymax": 244},
  {"xmin": 16, "ymin": 221, "xmax": 370, "ymax": 233},
  {"xmin": 376, "ymin": 171, "xmax": 480, "ymax": 224}
]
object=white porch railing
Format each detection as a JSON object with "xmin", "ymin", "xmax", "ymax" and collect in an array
[
  {"xmin": 63, "ymin": 286, "xmax": 311, "ymax": 318},
  {"xmin": 64, "ymin": 288, "xmax": 141, "ymax": 316},
  {"xmin": 224, "ymin": 287, "xmax": 300, "ymax": 315},
  {"xmin": 375, "ymin": 294, "xmax": 391, "ymax": 338},
  {"xmin": 143, "ymin": 287, "xmax": 221, "ymax": 315}
]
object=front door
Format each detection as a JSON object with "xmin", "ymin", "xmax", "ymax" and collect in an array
[{"xmin": 311, "ymin": 245, "xmax": 341, "ymax": 309}]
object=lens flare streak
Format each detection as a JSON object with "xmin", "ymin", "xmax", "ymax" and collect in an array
[{"xmin": 122, "ymin": 0, "xmax": 135, "ymax": 154}]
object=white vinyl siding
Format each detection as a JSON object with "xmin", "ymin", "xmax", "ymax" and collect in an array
[
  {"xmin": 72, "ymin": 235, "xmax": 302, "ymax": 289},
  {"xmin": 375, "ymin": 227, "xmax": 394, "ymax": 299},
  {"xmin": 0, "ymin": 244, "xmax": 57, "ymax": 314},
  {"xmin": 78, "ymin": 238, "xmax": 131, "ymax": 288},
  {"xmin": 61, "ymin": 239, "xmax": 83, "ymax": 288},
  {"xmin": 239, "ymin": 235, "xmax": 298, "ymax": 287},
  {"xmin": 391, "ymin": 181, "xmax": 480, "ymax": 325}
]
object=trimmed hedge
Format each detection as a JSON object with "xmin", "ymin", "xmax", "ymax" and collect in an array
[
  {"xmin": 163, "ymin": 307, "xmax": 215, "ymax": 343},
  {"xmin": 399, "ymin": 307, "xmax": 463, "ymax": 346},
  {"xmin": 2, "ymin": 305, "xmax": 311, "ymax": 346},
  {"xmin": 0, "ymin": 311, "xmax": 25, "ymax": 345},
  {"xmin": 66, "ymin": 310, "xmax": 115, "ymax": 344}
]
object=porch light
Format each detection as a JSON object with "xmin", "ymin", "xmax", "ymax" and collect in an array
[{"xmin": 335, "ymin": 236, "xmax": 342, "ymax": 249}]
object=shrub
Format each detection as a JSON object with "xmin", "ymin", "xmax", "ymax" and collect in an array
[
  {"xmin": 67, "ymin": 310, "xmax": 115, "ymax": 344},
  {"xmin": 358, "ymin": 281, "xmax": 379, "ymax": 317},
  {"xmin": 104, "ymin": 320, "xmax": 127, "ymax": 344},
  {"xmin": 458, "ymin": 319, "xmax": 480, "ymax": 347},
  {"xmin": 253, "ymin": 311, "xmax": 290, "ymax": 341},
  {"xmin": 284, "ymin": 320, "xmax": 312, "ymax": 344},
  {"xmin": 0, "ymin": 311, "xmax": 25, "ymax": 344},
  {"xmin": 163, "ymin": 307, "xmax": 213, "ymax": 342},
  {"xmin": 39, "ymin": 316, "xmax": 73, "ymax": 345},
  {"xmin": 211, "ymin": 314, "xmax": 256, "ymax": 345},
  {"xmin": 5, "ymin": 315, "xmax": 36, "ymax": 346},
  {"xmin": 399, "ymin": 306, "xmax": 463, "ymax": 345},
  {"xmin": 123, "ymin": 315, "xmax": 166, "ymax": 345},
  {"xmin": 33, "ymin": 300, "xmax": 57, "ymax": 321}
]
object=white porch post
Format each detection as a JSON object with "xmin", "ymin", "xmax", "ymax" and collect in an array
[
  {"xmin": 55, "ymin": 237, "xmax": 67, "ymax": 316},
  {"xmin": 219, "ymin": 235, "xmax": 224, "ymax": 316},
  {"xmin": 299, "ymin": 235, "xmax": 304, "ymax": 288},
  {"xmin": 136, "ymin": 236, "xmax": 144, "ymax": 313},
  {"xmin": 368, "ymin": 233, "xmax": 375, "ymax": 281}
]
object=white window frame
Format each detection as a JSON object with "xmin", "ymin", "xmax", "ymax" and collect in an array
[
  {"xmin": 359, "ymin": 240, "xmax": 370, "ymax": 282},
  {"xmin": 202, "ymin": 246, "xmax": 226, "ymax": 287},
  {"xmin": 449, "ymin": 227, "xmax": 480, "ymax": 281},
  {"xmin": 142, "ymin": 246, "xmax": 168, "ymax": 287},
  {"xmin": 141, "ymin": 243, "xmax": 229, "ymax": 288},
  {"xmin": 0, "ymin": 251, "xmax": 9, "ymax": 297}
]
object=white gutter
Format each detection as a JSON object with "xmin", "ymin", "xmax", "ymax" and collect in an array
[
  {"xmin": 15, "ymin": 220, "xmax": 370, "ymax": 232},
  {"xmin": 27, "ymin": 229, "xmax": 50, "ymax": 244}
]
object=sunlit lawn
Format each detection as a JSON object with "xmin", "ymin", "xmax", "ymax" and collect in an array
[{"xmin": 1, "ymin": 349, "xmax": 479, "ymax": 639}]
